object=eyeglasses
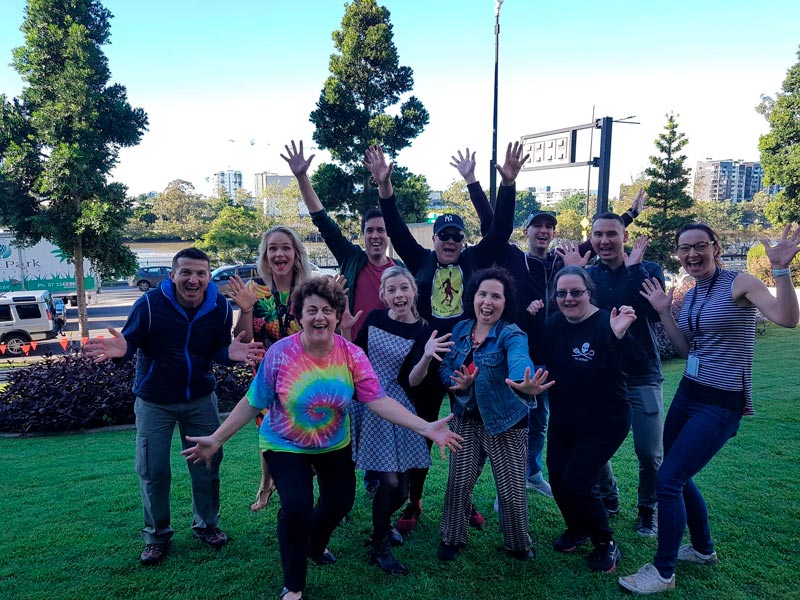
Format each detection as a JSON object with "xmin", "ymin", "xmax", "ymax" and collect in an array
[
  {"xmin": 675, "ymin": 241, "xmax": 716, "ymax": 254},
  {"xmin": 437, "ymin": 231, "xmax": 464, "ymax": 242},
  {"xmin": 555, "ymin": 289, "xmax": 588, "ymax": 299}
]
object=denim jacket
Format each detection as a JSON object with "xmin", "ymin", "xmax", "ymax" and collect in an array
[{"xmin": 439, "ymin": 318, "xmax": 535, "ymax": 435}]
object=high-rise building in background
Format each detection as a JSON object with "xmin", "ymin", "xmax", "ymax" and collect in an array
[
  {"xmin": 254, "ymin": 171, "xmax": 294, "ymax": 199},
  {"xmin": 210, "ymin": 170, "xmax": 243, "ymax": 199},
  {"xmin": 694, "ymin": 159, "xmax": 763, "ymax": 202}
]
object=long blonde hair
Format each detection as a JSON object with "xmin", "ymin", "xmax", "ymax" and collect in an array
[
  {"xmin": 379, "ymin": 266, "xmax": 422, "ymax": 322},
  {"xmin": 257, "ymin": 226, "xmax": 313, "ymax": 285}
]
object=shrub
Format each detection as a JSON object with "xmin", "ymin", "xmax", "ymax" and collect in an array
[
  {"xmin": 0, "ymin": 355, "xmax": 254, "ymax": 434},
  {"xmin": 747, "ymin": 242, "xmax": 800, "ymax": 286}
]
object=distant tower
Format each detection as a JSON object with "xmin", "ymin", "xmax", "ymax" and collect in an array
[
  {"xmin": 694, "ymin": 159, "xmax": 763, "ymax": 202},
  {"xmin": 210, "ymin": 170, "xmax": 243, "ymax": 198}
]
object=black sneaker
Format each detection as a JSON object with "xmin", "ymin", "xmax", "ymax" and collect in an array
[
  {"xmin": 140, "ymin": 541, "xmax": 170, "ymax": 565},
  {"xmin": 587, "ymin": 541, "xmax": 621, "ymax": 573},
  {"xmin": 437, "ymin": 542, "xmax": 460, "ymax": 561},
  {"xmin": 602, "ymin": 496, "xmax": 620, "ymax": 517},
  {"xmin": 553, "ymin": 529, "xmax": 591, "ymax": 553},
  {"xmin": 635, "ymin": 507, "xmax": 658, "ymax": 537}
]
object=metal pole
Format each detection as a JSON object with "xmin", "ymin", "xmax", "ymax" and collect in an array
[
  {"xmin": 596, "ymin": 116, "xmax": 613, "ymax": 214},
  {"xmin": 489, "ymin": 0, "xmax": 503, "ymax": 209}
]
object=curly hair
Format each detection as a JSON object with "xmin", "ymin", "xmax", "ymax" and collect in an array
[
  {"xmin": 291, "ymin": 276, "xmax": 347, "ymax": 321},
  {"xmin": 464, "ymin": 267, "xmax": 517, "ymax": 322}
]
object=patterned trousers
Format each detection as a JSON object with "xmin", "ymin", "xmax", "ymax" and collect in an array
[{"xmin": 440, "ymin": 414, "xmax": 530, "ymax": 551}]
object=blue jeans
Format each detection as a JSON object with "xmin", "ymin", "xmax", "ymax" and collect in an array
[
  {"xmin": 527, "ymin": 391, "xmax": 549, "ymax": 481},
  {"xmin": 653, "ymin": 382, "xmax": 741, "ymax": 578}
]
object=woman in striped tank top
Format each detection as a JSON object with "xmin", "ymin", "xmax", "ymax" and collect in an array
[{"xmin": 619, "ymin": 223, "xmax": 799, "ymax": 595}]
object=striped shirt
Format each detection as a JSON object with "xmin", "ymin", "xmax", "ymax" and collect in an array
[{"xmin": 678, "ymin": 268, "xmax": 756, "ymax": 415}]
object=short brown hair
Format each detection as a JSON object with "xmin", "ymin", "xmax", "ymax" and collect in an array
[{"xmin": 291, "ymin": 276, "xmax": 346, "ymax": 320}]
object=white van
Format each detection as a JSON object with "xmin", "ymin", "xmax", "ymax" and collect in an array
[{"xmin": 0, "ymin": 290, "xmax": 63, "ymax": 355}]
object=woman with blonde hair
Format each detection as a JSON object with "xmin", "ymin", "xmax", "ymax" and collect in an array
[{"xmin": 229, "ymin": 225, "xmax": 314, "ymax": 511}]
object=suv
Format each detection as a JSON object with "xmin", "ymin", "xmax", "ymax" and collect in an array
[
  {"xmin": 129, "ymin": 265, "xmax": 171, "ymax": 292},
  {"xmin": 210, "ymin": 264, "xmax": 259, "ymax": 298},
  {"xmin": 0, "ymin": 290, "xmax": 62, "ymax": 355}
]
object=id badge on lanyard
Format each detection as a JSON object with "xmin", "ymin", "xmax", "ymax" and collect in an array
[{"xmin": 686, "ymin": 353, "xmax": 700, "ymax": 377}]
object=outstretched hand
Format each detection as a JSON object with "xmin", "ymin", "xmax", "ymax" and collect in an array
[
  {"xmin": 449, "ymin": 365, "xmax": 478, "ymax": 392},
  {"xmin": 228, "ymin": 331, "xmax": 265, "ymax": 366},
  {"xmin": 83, "ymin": 327, "xmax": 127, "ymax": 363},
  {"xmin": 363, "ymin": 145, "xmax": 394, "ymax": 186},
  {"xmin": 422, "ymin": 413, "xmax": 464, "ymax": 459},
  {"xmin": 228, "ymin": 275, "xmax": 257, "ymax": 312},
  {"xmin": 450, "ymin": 148, "xmax": 477, "ymax": 184},
  {"xmin": 556, "ymin": 240, "xmax": 591, "ymax": 267},
  {"xmin": 280, "ymin": 140, "xmax": 315, "ymax": 177},
  {"xmin": 640, "ymin": 277, "xmax": 673, "ymax": 316},
  {"xmin": 496, "ymin": 141, "xmax": 530, "ymax": 185},
  {"xmin": 181, "ymin": 435, "xmax": 222, "ymax": 468},
  {"xmin": 423, "ymin": 330, "xmax": 453, "ymax": 361},
  {"xmin": 760, "ymin": 223, "xmax": 800, "ymax": 269},
  {"xmin": 506, "ymin": 367, "xmax": 554, "ymax": 398},
  {"xmin": 610, "ymin": 305, "xmax": 637, "ymax": 338},
  {"xmin": 632, "ymin": 188, "xmax": 647, "ymax": 214},
  {"xmin": 624, "ymin": 235, "xmax": 649, "ymax": 267}
]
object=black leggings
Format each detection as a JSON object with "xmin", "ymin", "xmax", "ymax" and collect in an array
[
  {"xmin": 373, "ymin": 471, "xmax": 410, "ymax": 538},
  {"xmin": 266, "ymin": 446, "xmax": 356, "ymax": 593},
  {"xmin": 408, "ymin": 391, "xmax": 447, "ymax": 502}
]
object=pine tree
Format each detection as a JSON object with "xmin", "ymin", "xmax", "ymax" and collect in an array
[
  {"xmin": 641, "ymin": 114, "xmax": 695, "ymax": 273},
  {"xmin": 0, "ymin": 0, "xmax": 147, "ymax": 335},
  {"xmin": 757, "ymin": 47, "xmax": 800, "ymax": 224},
  {"xmin": 309, "ymin": 0, "xmax": 429, "ymax": 221}
]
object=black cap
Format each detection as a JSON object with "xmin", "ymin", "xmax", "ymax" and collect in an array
[
  {"xmin": 525, "ymin": 211, "xmax": 557, "ymax": 228},
  {"xmin": 433, "ymin": 213, "xmax": 466, "ymax": 235}
]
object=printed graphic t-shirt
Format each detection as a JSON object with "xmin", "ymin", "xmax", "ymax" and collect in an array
[{"xmin": 246, "ymin": 332, "xmax": 385, "ymax": 453}]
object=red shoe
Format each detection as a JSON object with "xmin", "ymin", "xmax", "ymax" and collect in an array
[
  {"xmin": 395, "ymin": 501, "xmax": 422, "ymax": 534},
  {"xmin": 469, "ymin": 505, "xmax": 486, "ymax": 529}
]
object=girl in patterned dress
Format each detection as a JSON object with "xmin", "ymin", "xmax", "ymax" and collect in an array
[
  {"xmin": 229, "ymin": 226, "xmax": 312, "ymax": 511},
  {"xmin": 346, "ymin": 266, "xmax": 452, "ymax": 574}
]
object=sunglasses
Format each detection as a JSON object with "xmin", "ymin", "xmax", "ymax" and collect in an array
[
  {"xmin": 555, "ymin": 289, "xmax": 588, "ymax": 299},
  {"xmin": 437, "ymin": 231, "xmax": 464, "ymax": 243}
]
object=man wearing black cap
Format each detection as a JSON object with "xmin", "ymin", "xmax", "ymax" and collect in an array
[{"xmin": 363, "ymin": 142, "xmax": 525, "ymax": 534}]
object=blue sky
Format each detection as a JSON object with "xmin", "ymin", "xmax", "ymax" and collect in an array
[{"xmin": 1, "ymin": 0, "xmax": 798, "ymax": 198}]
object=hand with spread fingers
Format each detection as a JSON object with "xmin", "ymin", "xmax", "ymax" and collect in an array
[
  {"xmin": 450, "ymin": 148, "xmax": 477, "ymax": 184},
  {"xmin": 280, "ymin": 139, "xmax": 315, "ymax": 177},
  {"xmin": 640, "ymin": 277, "xmax": 674, "ymax": 316},
  {"xmin": 632, "ymin": 188, "xmax": 647, "ymax": 214},
  {"xmin": 423, "ymin": 413, "xmax": 464, "ymax": 459},
  {"xmin": 556, "ymin": 240, "xmax": 591, "ymax": 267},
  {"xmin": 610, "ymin": 305, "xmax": 637, "ymax": 339},
  {"xmin": 760, "ymin": 223, "xmax": 800, "ymax": 269},
  {"xmin": 496, "ymin": 141, "xmax": 530, "ymax": 185},
  {"xmin": 228, "ymin": 274, "xmax": 257, "ymax": 312},
  {"xmin": 423, "ymin": 329, "xmax": 454, "ymax": 362},
  {"xmin": 505, "ymin": 367, "xmax": 554, "ymax": 396},
  {"xmin": 228, "ymin": 331, "xmax": 265, "ymax": 366},
  {"xmin": 449, "ymin": 364, "xmax": 478, "ymax": 392},
  {"xmin": 83, "ymin": 327, "xmax": 127, "ymax": 363},
  {"xmin": 363, "ymin": 145, "xmax": 394, "ymax": 188},
  {"xmin": 624, "ymin": 235, "xmax": 649, "ymax": 267}
]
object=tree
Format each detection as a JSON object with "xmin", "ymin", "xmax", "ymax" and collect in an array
[
  {"xmin": 640, "ymin": 114, "xmax": 695, "ymax": 272},
  {"xmin": 0, "ymin": 0, "xmax": 147, "ymax": 335},
  {"xmin": 309, "ymin": 0, "xmax": 429, "ymax": 221},
  {"xmin": 150, "ymin": 180, "xmax": 208, "ymax": 240},
  {"xmin": 515, "ymin": 189, "xmax": 540, "ymax": 228},
  {"xmin": 757, "ymin": 47, "xmax": 800, "ymax": 224},
  {"xmin": 440, "ymin": 180, "xmax": 482, "ymax": 240},
  {"xmin": 197, "ymin": 205, "xmax": 264, "ymax": 264}
]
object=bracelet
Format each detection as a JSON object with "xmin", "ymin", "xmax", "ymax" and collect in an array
[
  {"xmin": 628, "ymin": 208, "xmax": 639, "ymax": 218},
  {"xmin": 772, "ymin": 268, "xmax": 791, "ymax": 278}
]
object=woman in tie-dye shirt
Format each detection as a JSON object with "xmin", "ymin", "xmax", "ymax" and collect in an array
[{"xmin": 182, "ymin": 277, "xmax": 463, "ymax": 600}]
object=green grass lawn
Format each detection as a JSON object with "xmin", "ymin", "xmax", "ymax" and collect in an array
[{"xmin": 2, "ymin": 325, "xmax": 798, "ymax": 600}]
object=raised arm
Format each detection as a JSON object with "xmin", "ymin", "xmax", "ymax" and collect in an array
[
  {"xmin": 640, "ymin": 278, "xmax": 690, "ymax": 358},
  {"xmin": 451, "ymin": 148, "xmax": 493, "ymax": 236},
  {"xmin": 733, "ymin": 224, "xmax": 800, "ymax": 327},
  {"xmin": 281, "ymin": 140, "xmax": 322, "ymax": 212},
  {"xmin": 408, "ymin": 330, "xmax": 453, "ymax": 387},
  {"xmin": 365, "ymin": 145, "xmax": 428, "ymax": 272}
]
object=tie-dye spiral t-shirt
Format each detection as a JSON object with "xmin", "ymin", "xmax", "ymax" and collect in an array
[{"xmin": 246, "ymin": 332, "xmax": 385, "ymax": 453}]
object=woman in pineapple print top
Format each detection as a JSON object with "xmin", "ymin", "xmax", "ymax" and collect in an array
[{"xmin": 228, "ymin": 225, "xmax": 313, "ymax": 512}]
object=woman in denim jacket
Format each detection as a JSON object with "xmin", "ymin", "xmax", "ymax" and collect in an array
[{"xmin": 434, "ymin": 267, "xmax": 552, "ymax": 561}]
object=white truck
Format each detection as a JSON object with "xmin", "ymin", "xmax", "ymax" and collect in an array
[{"xmin": 0, "ymin": 232, "xmax": 98, "ymax": 306}]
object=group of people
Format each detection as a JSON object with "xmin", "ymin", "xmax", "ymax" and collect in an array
[{"xmin": 84, "ymin": 140, "xmax": 800, "ymax": 600}]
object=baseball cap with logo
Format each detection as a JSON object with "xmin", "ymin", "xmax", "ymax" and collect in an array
[
  {"xmin": 524, "ymin": 211, "xmax": 558, "ymax": 228},
  {"xmin": 433, "ymin": 213, "xmax": 466, "ymax": 235}
]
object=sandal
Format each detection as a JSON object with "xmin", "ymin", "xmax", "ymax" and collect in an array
[{"xmin": 250, "ymin": 484, "xmax": 277, "ymax": 512}]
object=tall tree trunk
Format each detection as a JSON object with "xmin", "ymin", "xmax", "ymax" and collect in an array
[{"xmin": 73, "ymin": 236, "xmax": 89, "ymax": 338}]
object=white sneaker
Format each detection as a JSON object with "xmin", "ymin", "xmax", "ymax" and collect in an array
[
  {"xmin": 526, "ymin": 478, "xmax": 554, "ymax": 498},
  {"xmin": 619, "ymin": 564, "xmax": 676, "ymax": 594},
  {"xmin": 677, "ymin": 544, "xmax": 718, "ymax": 565}
]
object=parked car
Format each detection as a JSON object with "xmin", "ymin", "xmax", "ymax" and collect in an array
[
  {"xmin": 211, "ymin": 264, "xmax": 259, "ymax": 298},
  {"xmin": 129, "ymin": 265, "xmax": 171, "ymax": 292},
  {"xmin": 0, "ymin": 290, "xmax": 62, "ymax": 355}
]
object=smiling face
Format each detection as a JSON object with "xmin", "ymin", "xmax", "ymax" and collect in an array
[
  {"xmin": 381, "ymin": 274, "xmax": 416, "ymax": 323},
  {"xmin": 555, "ymin": 273, "xmax": 592, "ymax": 323},
  {"xmin": 170, "ymin": 257, "xmax": 210, "ymax": 308},
  {"xmin": 473, "ymin": 278, "xmax": 506, "ymax": 328},
  {"xmin": 363, "ymin": 216, "xmax": 389, "ymax": 264},
  {"xmin": 676, "ymin": 228, "xmax": 719, "ymax": 279},
  {"xmin": 525, "ymin": 218, "xmax": 556, "ymax": 256},
  {"xmin": 433, "ymin": 227, "xmax": 465, "ymax": 265},
  {"xmin": 265, "ymin": 231, "xmax": 296, "ymax": 279},
  {"xmin": 591, "ymin": 218, "xmax": 627, "ymax": 268},
  {"xmin": 298, "ymin": 293, "xmax": 339, "ymax": 345}
]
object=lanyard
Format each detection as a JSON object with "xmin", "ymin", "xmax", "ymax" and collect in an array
[
  {"xmin": 687, "ymin": 268, "xmax": 720, "ymax": 349},
  {"xmin": 270, "ymin": 278, "xmax": 295, "ymax": 339}
]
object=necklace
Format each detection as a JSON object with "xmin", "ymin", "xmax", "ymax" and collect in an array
[{"xmin": 470, "ymin": 322, "xmax": 487, "ymax": 348}]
